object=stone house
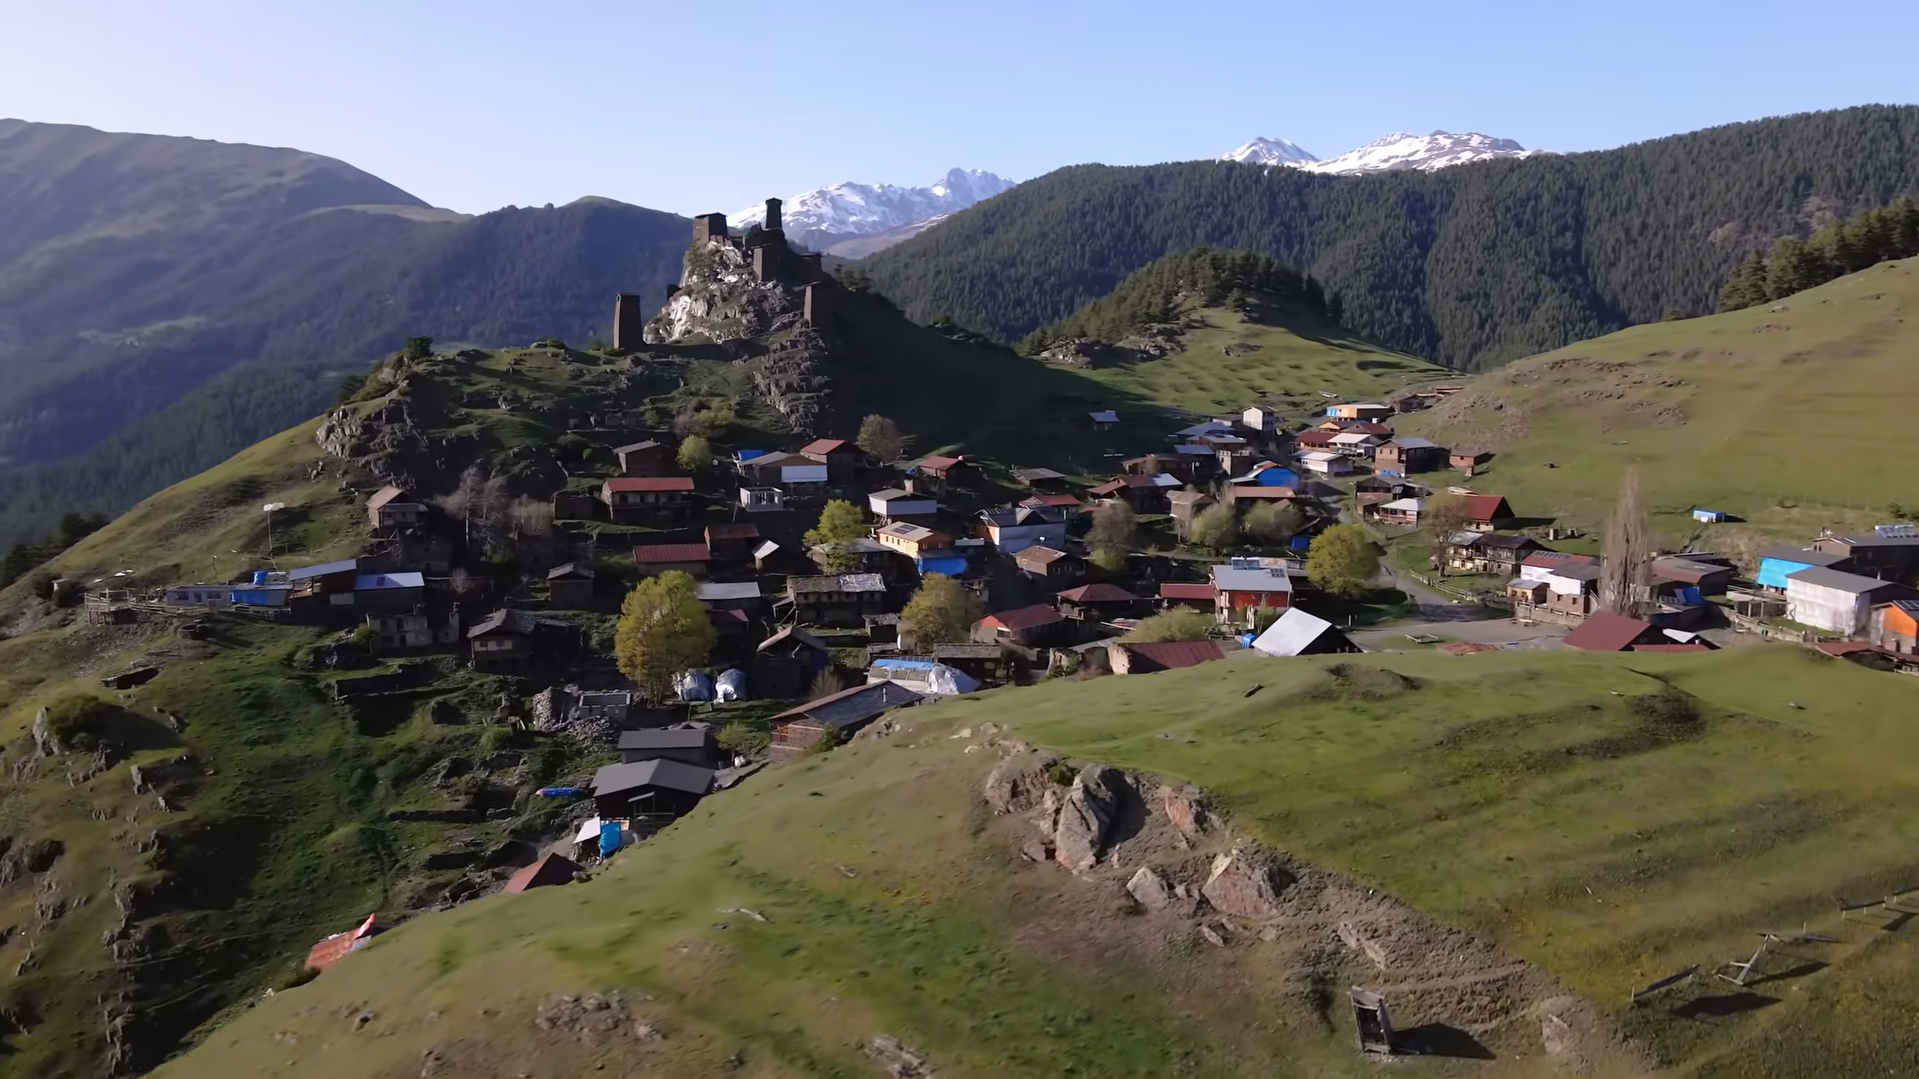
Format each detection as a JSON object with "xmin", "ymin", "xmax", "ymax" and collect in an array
[
  {"xmin": 365, "ymin": 607, "xmax": 461, "ymax": 653},
  {"xmin": 785, "ymin": 573, "xmax": 890, "ymax": 627},
  {"xmin": 467, "ymin": 609, "xmax": 540, "ymax": 672},
  {"xmin": 753, "ymin": 626, "xmax": 830, "ymax": 698},
  {"xmin": 632, "ymin": 543, "xmax": 711, "ymax": 579}
]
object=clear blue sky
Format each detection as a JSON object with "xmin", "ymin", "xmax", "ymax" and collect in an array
[{"xmin": 7, "ymin": 0, "xmax": 1917, "ymax": 216}]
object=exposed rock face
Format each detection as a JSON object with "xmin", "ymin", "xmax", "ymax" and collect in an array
[
  {"xmin": 1037, "ymin": 337, "xmax": 1122, "ymax": 368},
  {"xmin": 645, "ymin": 240, "xmax": 801, "ymax": 345},
  {"xmin": 983, "ymin": 750, "xmax": 1061, "ymax": 816},
  {"xmin": 865, "ymin": 1034, "xmax": 939, "ymax": 1078},
  {"xmin": 1201, "ymin": 847, "xmax": 1290, "ymax": 919},
  {"xmin": 1054, "ymin": 765, "xmax": 1126, "ymax": 873},
  {"xmin": 1158, "ymin": 785, "xmax": 1208, "ymax": 836},
  {"xmin": 1126, "ymin": 866, "xmax": 1174, "ymax": 911}
]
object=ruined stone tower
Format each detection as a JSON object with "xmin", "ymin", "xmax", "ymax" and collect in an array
[
  {"xmin": 764, "ymin": 197, "xmax": 783, "ymax": 234},
  {"xmin": 692, "ymin": 212, "xmax": 729, "ymax": 244},
  {"xmin": 613, "ymin": 293, "xmax": 645, "ymax": 352}
]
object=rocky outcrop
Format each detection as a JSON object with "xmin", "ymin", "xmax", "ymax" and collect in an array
[
  {"xmin": 1158, "ymin": 785, "xmax": 1208, "ymax": 836},
  {"xmin": 983, "ymin": 749, "xmax": 1062, "ymax": 816},
  {"xmin": 644, "ymin": 241, "xmax": 801, "ymax": 345},
  {"xmin": 1054, "ymin": 765, "xmax": 1126, "ymax": 873},
  {"xmin": 1037, "ymin": 337, "xmax": 1123, "ymax": 368},
  {"xmin": 1201, "ymin": 847, "xmax": 1291, "ymax": 920}
]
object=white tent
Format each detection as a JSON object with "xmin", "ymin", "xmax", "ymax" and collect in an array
[
  {"xmin": 715, "ymin": 668, "xmax": 749, "ymax": 703},
  {"xmin": 676, "ymin": 670, "xmax": 714, "ymax": 702},
  {"xmin": 1251, "ymin": 608, "xmax": 1356, "ymax": 657}
]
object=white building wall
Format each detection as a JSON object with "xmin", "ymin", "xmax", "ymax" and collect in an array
[{"xmin": 1785, "ymin": 581, "xmax": 1869, "ymax": 635}]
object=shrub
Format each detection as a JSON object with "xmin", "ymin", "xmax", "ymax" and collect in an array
[
  {"xmin": 717, "ymin": 719, "xmax": 769, "ymax": 758},
  {"xmin": 40, "ymin": 693, "xmax": 118, "ymax": 752}
]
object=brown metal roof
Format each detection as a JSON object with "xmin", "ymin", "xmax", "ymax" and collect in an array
[
  {"xmin": 632, "ymin": 543, "xmax": 711, "ymax": 564},
  {"xmin": 1158, "ymin": 582, "xmax": 1217, "ymax": 600},
  {"xmin": 603, "ymin": 476, "xmax": 695, "ymax": 493},
  {"xmin": 1119, "ymin": 640, "xmax": 1226, "ymax": 672},
  {"xmin": 1057, "ymin": 583, "xmax": 1141, "ymax": 604},
  {"xmin": 981, "ymin": 604, "xmax": 1064, "ymax": 631},
  {"xmin": 503, "ymin": 852, "xmax": 583, "ymax": 894},
  {"xmin": 1563, "ymin": 611, "xmax": 1657, "ymax": 652}
]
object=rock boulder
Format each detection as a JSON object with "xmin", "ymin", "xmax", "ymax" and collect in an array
[
  {"xmin": 1126, "ymin": 866, "xmax": 1174, "ymax": 912},
  {"xmin": 1158, "ymin": 784, "xmax": 1208, "ymax": 836},
  {"xmin": 1054, "ymin": 765, "xmax": 1127, "ymax": 873},
  {"xmin": 1201, "ymin": 848, "xmax": 1290, "ymax": 919}
]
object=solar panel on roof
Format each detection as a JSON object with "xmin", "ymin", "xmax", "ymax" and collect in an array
[{"xmin": 1877, "ymin": 523, "xmax": 1918, "ymax": 539}]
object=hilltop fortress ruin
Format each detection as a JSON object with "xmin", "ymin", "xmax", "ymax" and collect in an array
[{"xmin": 642, "ymin": 197, "xmax": 836, "ymax": 346}]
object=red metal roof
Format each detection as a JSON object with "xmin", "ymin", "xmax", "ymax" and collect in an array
[
  {"xmin": 1460, "ymin": 494, "xmax": 1513, "ymax": 522},
  {"xmin": 1295, "ymin": 430, "xmax": 1338, "ymax": 446},
  {"xmin": 980, "ymin": 605, "xmax": 1064, "ymax": 631},
  {"xmin": 1024, "ymin": 493, "xmax": 1084, "ymax": 509},
  {"xmin": 1520, "ymin": 551, "xmax": 1598, "ymax": 569},
  {"xmin": 801, "ymin": 438, "xmax": 850, "ymax": 456},
  {"xmin": 919, "ymin": 455, "xmax": 965, "ymax": 471},
  {"xmin": 1158, "ymin": 582, "xmax": 1217, "ymax": 600},
  {"xmin": 603, "ymin": 476, "xmax": 695, "ymax": 493},
  {"xmin": 1120, "ymin": 640, "xmax": 1226, "ymax": 672},
  {"xmin": 503, "ymin": 852, "xmax": 583, "ymax": 894},
  {"xmin": 632, "ymin": 543, "xmax": 711, "ymax": 564},
  {"xmin": 304, "ymin": 913, "xmax": 378, "ymax": 973},
  {"xmin": 1058, "ymin": 583, "xmax": 1141, "ymax": 604},
  {"xmin": 1563, "ymin": 611, "xmax": 1656, "ymax": 652},
  {"xmin": 705, "ymin": 522, "xmax": 762, "ymax": 541}
]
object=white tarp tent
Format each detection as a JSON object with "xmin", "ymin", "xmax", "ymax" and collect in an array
[
  {"xmin": 676, "ymin": 670, "xmax": 714, "ymax": 702},
  {"xmin": 715, "ymin": 668, "xmax": 749, "ymax": 703}
]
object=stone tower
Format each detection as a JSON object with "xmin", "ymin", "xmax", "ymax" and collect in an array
[
  {"xmin": 764, "ymin": 197, "xmax": 783, "ymax": 234},
  {"xmin": 613, "ymin": 293, "xmax": 645, "ymax": 352}
]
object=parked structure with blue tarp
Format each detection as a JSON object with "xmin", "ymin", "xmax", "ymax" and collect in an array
[
  {"xmin": 1755, "ymin": 545, "xmax": 1851, "ymax": 591},
  {"xmin": 599, "ymin": 821, "xmax": 624, "ymax": 858},
  {"xmin": 917, "ymin": 555, "xmax": 970, "ymax": 578}
]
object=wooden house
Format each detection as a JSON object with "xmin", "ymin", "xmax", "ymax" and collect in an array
[
  {"xmin": 1326, "ymin": 402, "xmax": 1393, "ymax": 421},
  {"xmin": 1458, "ymin": 494, "xmax": 1517, "ymax": 532},
  {"xmin": 1651, "ymin": 556, "xmax": 1734, "ymax": 596},
  {"xmin": 980, "ymin": 504, "xmax": 1068, "ymax": 554},
  {"xmin": 1014, "ymin": 545, "xmax": 1084, "ymax": 588},
  {"xmin": 738, "ymin": 452, "xmax": 828, "ymax": 499},
  {"xmin": 931, "ymin": 642, "xmax": 1010, "ymax": 683},
  {"xmin": 618, "ymin": 726, "xmax": 719, "ymax": 767},
  {"xmin": 785, "ymin": 573, "xmax": 890, "ymax": 627},
  {"xmin": 1374, "ymin": 437, "xmax": 1445, "ymax": 474},
  {"xmin": 1014, "ymin": 467, "xmax": 1071, "ymax": 492},
  {"xmin": 601, "ymin": 476, "xmax": 695, "ymax": 522},
  {"xmin": 1111, "ymin": 640, "xmax": 1227, "ymax": 675},
  {"xmin": 591, "ymin": 759, "xmax": 711, "ymax": 821},
  {"xmin": 1054, "ymin": 583, "xmax": 1146, "ymax": 622},
  {"xmin": 632, "ymin": 543, "xmax": 711, "ymax": 579},
  {"xmin": 552, "ymin": 489, "xmax": 599, "ymax": 521},
  {"xmin": 366, "ymin": 486, "xmax": 426, "ymax": 531},
  {"xmin": 1167, "ymin": 489, "xmax": 1216, "ymax": 536},
  {"xmin": 1445, "ymin": 532, "xmax": 1541, "ymax": 576},
  {"xmin": 545, "ymin": 562, "xmax": 596, "ymax": 608},
  {"xmin": 1157, "ymin": 581, "xmax": 1217, "ymax": 612},
  {"xmin": 1367, "ymin": 497, "xmax": 1424, "ymax": 527},
  {"xmin": 769, "ymin": 682, "xmax": 925, "ymax": 756},
  {"xmin": 614, "ymin": 440, "xmax": 672, "ymax": 477},
  {"xmin": 467, "ymin": 609, "xmax": 541, "ymax": 672},
  {"xmin": 875, "ymin": 521, "xmax": 952, "ymax": 560},
  {"xmin": 1210, "ymin": 559, "xmax": 1293, "ymax": 629},
  {"xmin": 1088, "ymin": 474, "xmax": 1176, "ymax": 513},
  {"xmin": 364, "ymin": 608, "xmax": 459, "ymax": 653},
  {"xmin": 914, "ymin": 455, "xmax": 977, "ymax": 494},
  {"xmin": 800, "ymin": 437, "xmax": 862, "ymax": 480},
  {"xmin": 704, "ymin": 522, "xmax": 762, "ymax": 567},
  {"xmin": 973, "ymin": 604, "xmax": 1069, "ymax": 647},
  {"xmin": 753, "ymin": 626, "xmax": 828, "ymax": 698}
]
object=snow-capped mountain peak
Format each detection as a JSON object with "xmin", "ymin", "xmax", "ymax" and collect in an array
[
  {"xmin": 732, "ymin": 169, "xmax": 1015, "ymax": 243},
  {"xmin": 1221, "ymin": 130, "xmax": 1547, "ymax": 175},
  {"xmin": 1221, "ymin": 136, "xmax": 1319, "ymax": 167}
]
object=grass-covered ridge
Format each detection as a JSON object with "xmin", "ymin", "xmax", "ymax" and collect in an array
[
  {"xmin": 1400, "ymin": 256, "xmax": 1919, "ymax": 549},
  {"xmin": 154, "ymin": 644, "xmax": 1919, "ymax": 1079}
]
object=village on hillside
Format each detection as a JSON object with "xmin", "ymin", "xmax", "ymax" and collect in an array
[{"xmin": 61, "ymin": 212, "xmax": 1919, "ymax": 980}]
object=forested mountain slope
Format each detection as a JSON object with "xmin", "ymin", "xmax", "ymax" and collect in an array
[
  {"xmin": 0, "ymin": 121, "xmax": 690, "ymax": 544},
  {"xmin": 860, "ymin": 106, "xmax": 1919, "ymax": 371}
]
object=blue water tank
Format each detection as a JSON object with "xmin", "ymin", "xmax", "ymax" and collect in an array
[
  {"xmin": 252, "ymin": 570, "xmax": 269, "ymax": 585},
  {"xmin": 599, "ymin": 821, "xmax": 623, "ymax": 858}
]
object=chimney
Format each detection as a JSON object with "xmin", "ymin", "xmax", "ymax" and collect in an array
[{"xmin": 764, "ymin": 197, "xmax": 783, "ymax": 233}]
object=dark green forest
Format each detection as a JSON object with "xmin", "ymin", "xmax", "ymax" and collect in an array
[
  {"xmin": 861, "ymin": 105, "xmax": 1919, "ymax": 370},
  {"xmin": 1719, "ymin": 196, "xmax": 1919, "ymax": 310},
  {"xmin": 1019, "ymin": 248, "xmax": 1337, "ymax": 351}
]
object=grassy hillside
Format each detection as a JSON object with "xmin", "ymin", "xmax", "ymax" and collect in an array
[
  {"xmin": 150, "ymin": 645, "xmax": 1919, "ymax": 1079},
  {"xmin": 1400, "ymin": 256, "xmax": 1919, "ymax": 553}
]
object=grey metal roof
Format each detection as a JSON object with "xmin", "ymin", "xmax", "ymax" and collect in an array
[
  {"xmin": 467, "ymin": 609, "xmax": 536, "ymax": 638},
  {"xmin": 547, "ymin": 562, "xmax": 595, "ymax": 580},
  {"xmin": 1785, "ymin": 566, "xmax": 1902, "ymax": 594},
  {"xmin": 773, "ymin": 681, "xmax": 925, "ymax": 730},
  {"xmin": 591, "ymin": 758, "xmax": 714, "ymax": 797},
  {"xmin": 697, "ymin": 581, "xmax": 762, "ymax": 602},
  {"xmin": 617, "ymin": 728, "xmax": 713, "ymax": 751},
  {"xmin": 1211, "ymin": 563, "xmax": 1294, "ymax": 593},
  {"xmin": 1388, "ymin": 436, "xmax": 1441, "ymax": 449},
  {"xmin": 789, "ymin": 573, "xmax": 887, "ymax": 594},
  {"xmin": 289, "ymin": 558, "xmax": 358, "ymax": 581},
  {"xmin": 1758, "ymin": 546, "xmax": 1849, "ymax": 567}
]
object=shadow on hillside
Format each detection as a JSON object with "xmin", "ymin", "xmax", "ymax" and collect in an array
[
  {"xmin": 1395, "ymin": 1023, "xmax": 1495, "ymax": 1059},
  {"xmin": 1672, "ymin": 991, "xmax": 1779, "ymax": 1020}
]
